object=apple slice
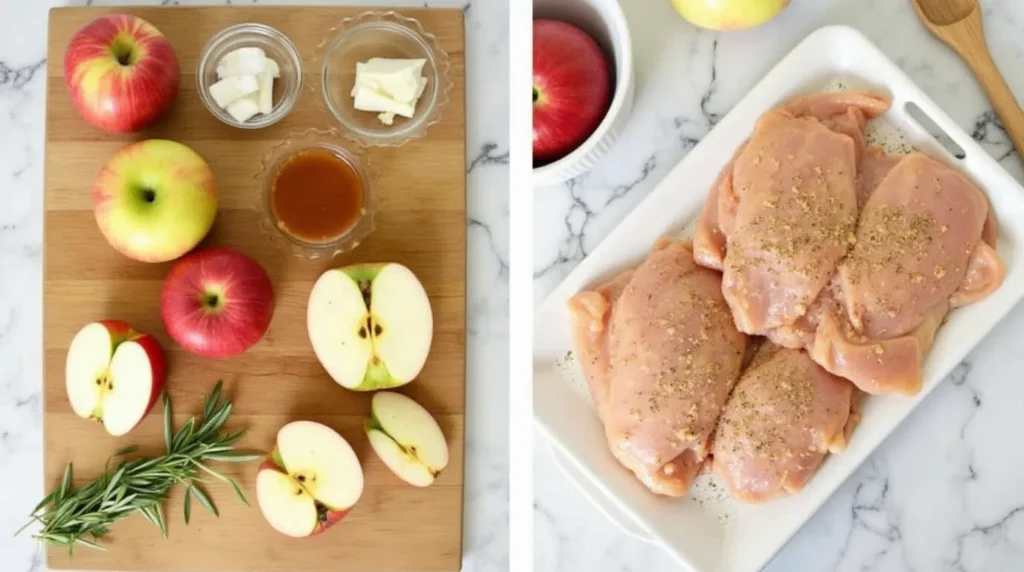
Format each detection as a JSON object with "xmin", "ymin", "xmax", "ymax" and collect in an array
[
  {"xmin": 366, "ymin": 391, "xmax": 449, "ymax": 487},
  {"xmin": 256, "ymin": 421, "xmax": 363, "ymax": 538},
  {"xmin": 307, "ymin": 263, "xmax": 433, "ymax": 391},
  {"xmin": 65, "ymin": 320, "xmax": 166, "ymax": 437}
]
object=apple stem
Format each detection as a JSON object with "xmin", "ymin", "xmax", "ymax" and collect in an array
[
  {"xmin": 533, "ymin": 87, "xmax": 539, "ymax": 103},
  {"xmin": 141, "ymin": 188, "xmax": 156, "ymax": 203}
]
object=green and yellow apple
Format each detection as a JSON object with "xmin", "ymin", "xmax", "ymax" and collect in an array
[
  {"xmin": 65, "ymin": 320, "xmax": 166, "ymax": 437},
  {"xmin": 64, "ymin": 14, "xmax": 179, "ymax": 133},
  {"xmin": 256, "ymin": 421, "xmax": 363, "ymax": 537},
  {"xmin": 93, "ymin": 139, "xmax": 217, "ymax": 263},
  {"xmin": 366, "ymin": 391, "xmax": 449, "ymax": 487},
  {"xmin": 669, "ymin": 0, "xmax": 790, "ymax": 31},
  {"xmin": 307, "ymin": 263, "xmax": 433, "ymax": 391}
]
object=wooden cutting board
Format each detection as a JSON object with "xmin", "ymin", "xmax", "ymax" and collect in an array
[{"xmin": 42, "ymin": 6, "xmax": 465, "ymax": 572}]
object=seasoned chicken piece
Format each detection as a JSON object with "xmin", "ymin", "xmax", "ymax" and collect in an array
[
  {"xmin": 566, "ymin": 271, "xmax": 633, "ymax": 422},
  {"xmin": 712, "ymin": 345, "xmax": 855, "ymax": 503},
  {"xmin": 720, "ymin": 109, "xmax": 859, "ymax": 334},
  {"xmin": 576, "ymin": 238, "xmax": 747, "ymax": 496},
  {"xmin": 856, "ymin": 147, "xmax": 901, "ymax": 207},
  {"xmin": 781, "ymin": 91, "xmax": 892, "ymax": 122},
  {"xmin": 812, "ymin": 153, "xmax": 1004, "ymax": 394},
  {"xmin": 694, "ymin": 91, "xmax": 890, "ymax": 276}
]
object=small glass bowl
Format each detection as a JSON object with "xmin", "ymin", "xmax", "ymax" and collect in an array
[
  {"xmin": 197, "ymin": 23, "xmax": 303, "ymax": 129},
  {"xmin": 319, "ymin": 11, "xmax": 453, "ymax": 147},
  {"xmin": 257, "ymin": 129, "xmax": 375, "ymax": 259}
]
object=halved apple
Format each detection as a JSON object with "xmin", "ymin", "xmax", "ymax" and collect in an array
[
  {"xmin": 307, "ymin": 263, "xmax": 433, "ymax": 391},
  {"xmin": 366, "ymin": 391, "xmax": 449, "ymax": 487},
  {"xmin": 256, "ymin": 421, "xmax": 363, "ymax": 538},
  {"xmin": 65, "ymin": 320, "xmax": 166, "ymax": 437}
]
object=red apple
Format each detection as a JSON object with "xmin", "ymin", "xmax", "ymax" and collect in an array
[
  {"xmin": 161, "ymin": 247, "xmax": 274, "ymax": 358},
  {"xmin": 533, "ymin": 19, "xmax": 612, "ymax": 163},
  {"xmin": 256, "ymin": 421, "xmax": 364, "ymax": 537},
  {"xmin": 65, "ymin": 320, "xmax": 166, "ymax": 437},
  {"xmin": 64, "ymin": 14, "xmax": 180, "ymax": 133}
]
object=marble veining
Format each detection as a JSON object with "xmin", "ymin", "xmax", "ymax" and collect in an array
[
  {"xmin": 534, "ymin": 0, "xmax": 1024, "ymax": 570},
  {"xmin": 0, "ymin": 1, "xmax": 508, "ymax": 571}
]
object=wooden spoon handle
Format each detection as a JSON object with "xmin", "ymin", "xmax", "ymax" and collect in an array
[
  {"xmin": 965, "ymin": 51, "xmax": 1024, "ymax": 156},
  {"xmin": 928, "ymin": 6, "xmax": 1024, "ymax": 155}
]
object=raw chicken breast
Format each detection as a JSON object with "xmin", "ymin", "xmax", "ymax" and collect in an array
[
  {"xmin": 566, "ymin": 271, "xmax": 633, "ymax": 422},
  {"xmin": 856, "ymin": 147, "xmax": 901, "ymax": 207},
  {"xmin": 813, "ymin": 152, "xmax": 1004, "ymax": 394},
  {"xmin": 721, "ymin": 109, "xmax": 859, "ymax": 334},
  {"xmin": 712, "ymin": 345, "xmax": 855, "ymax": 503},
  {"xmin": 571, "ymin": 238, "xmax": 747, "ymax": 496},
  {"xmin": 693, "ymin": 91, "xmax": 892, "ymax": 337}
]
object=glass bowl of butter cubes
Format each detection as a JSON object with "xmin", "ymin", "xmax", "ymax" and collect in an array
[
  {"xmin": 319, "ymin": 11, "xmax": 453, "ymax": 147},
  {"xmin": 197, "ymin": 23, "xmax": 303, "ymax": 129}
]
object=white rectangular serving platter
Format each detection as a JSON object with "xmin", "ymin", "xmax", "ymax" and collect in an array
[{"xmin": 533, "ymin": 25, "xmax": 1024, "ymax": 572}]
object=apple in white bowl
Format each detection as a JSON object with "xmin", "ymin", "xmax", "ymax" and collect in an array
[
  {"xmin": 65, "ymin": 14, "xmax": 180, "ymax": 133},
  {"xmin": 307, "ymin": 263, "xmax": 433, "ymax": 391},
  {"xmin": 256, "ymin": 421, "xmax": 363, "ymax": 537},
  {"xmin": 161, "ymin": 247, "xmax": 274, "ymax": 358},
  {"xmin": 533, "ymin": 19, "xmax": 612, "ymax": 164},
  {"xmin": 65, "ymin": 320, "xmax": 166, "ymax": 437},
  {"xmin": 367, "ymin": 391, "xmax": 449, "ymax": 487},
  {"xmin": 93, "ymin": 139, "xmax": 217, "ymax": 263}
]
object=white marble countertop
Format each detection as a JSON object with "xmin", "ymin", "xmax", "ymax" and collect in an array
[
  {"xmin": 0, "ymin": 1, "xmax": 508, "ymax": 571},
  {"xmin": 534, "ymin": 0, "xmax": 1024, "ymax": 570}
]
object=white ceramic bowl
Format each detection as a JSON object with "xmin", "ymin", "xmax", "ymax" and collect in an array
[{"xmin": 533, "ymin": 0, "xmax": 635, "ymax": 186}]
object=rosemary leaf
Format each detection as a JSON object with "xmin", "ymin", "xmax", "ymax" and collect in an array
[
  {"xmin": 229, "ymin": 479, "xmax": 250, "ymax": 507},
  {"xmin": 113, "ymin": 445, "xmax": 138, "ymax": 457},
  {"xmin": 183, "ymin": 488, "xmax": 192, "ymax": 525},
  {"xmin": 202, "ymin": 451, "xmax": 262, "ymax": 463},
  {"xmin": 57, "ymin": 465, "xmax": 72, "ymax": 504},
  {"xmin": 163, "ymin": 392, "xmax": 173, "ymax": 454},
  {"xmin": 154, "ymin": 504, "xmax": 167, "ymax": 540},
  {"xmin": 190, "ymin": 484, "xmax": 218, "ymax": 516}
]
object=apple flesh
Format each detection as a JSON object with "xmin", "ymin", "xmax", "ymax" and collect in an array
[
  {"xmin": 93, "ymin": 139, "xmax": 217, "ymax": 263},
  {"xmin": 669, "ymin": 0, "xmax": 790, "ymax": 30},
  {"xmin": 366, "ymin": 391, "xmax": 449, "ymax": 487},
  {"xmin": 256, "ymin": 421, "xmax": 363, "ymax": 537},
  {"xmin": 162, "ymin": 247, "xmax": 274, "ymax": 358},
  {"xmin": 65, "ymin": 320, "xmax": 166, "ymax": 437},
  {"xmin": 64, "ymin": 14, "xmax": 180, "ymax": 133},
  {"xmin": 307, "ymin": 263, "xmax": 433, "ymax": 391},
  {"xmin": 533, "ymin": 19, "xmax": 612, "ymax": 164}
]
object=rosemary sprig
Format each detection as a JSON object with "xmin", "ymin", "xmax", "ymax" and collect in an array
[{"xmin": 19, "ymin": 381, "xmax": 261, "ymax": 554}]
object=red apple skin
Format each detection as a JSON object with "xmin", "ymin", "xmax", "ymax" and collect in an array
[
  {"xmin": 126, "ymin": 331, "xmax": 168, "ymax": 428},
  {"xmin": 258, "ymin": 453, "xmax": 352, "ymax": 536},
  {"xmin": 533, "ymin": 19, "xmax": 612, "ymax": 163},
  {"xmin": 64, "ymin": 14, "xmax": 180, "ymax": 133},
  {"xmin": 87, "ymin": 320, "xmax": 167, "ymax": 433},
  {"xmin": 161, "ymin": 247, "xmax": 274, "ymax": 359}
]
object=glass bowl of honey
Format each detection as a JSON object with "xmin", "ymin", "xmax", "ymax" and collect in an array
[
  {"xmin": 318, "ymin": 11, "xmax": 453, "ymax": 147},
  {"xmin": 257, "ymin": 129, "xmax": 374, "ymax": 258}
]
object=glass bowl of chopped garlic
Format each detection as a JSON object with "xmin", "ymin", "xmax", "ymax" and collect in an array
[
  {"xmin": 319, "ymin": 11, "xmax": 453, "ymax": 147},
  {"xmin": 197, "ymin": 23, "xmax": 303, "ymax": 129}
]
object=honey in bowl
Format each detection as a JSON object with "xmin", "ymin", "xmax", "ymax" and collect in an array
[{"xmin": 270, "ymin": 148, "xmax": 366, "ymax": 244}]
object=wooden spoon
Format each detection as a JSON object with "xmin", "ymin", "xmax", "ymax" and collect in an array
[{"xmin": 913, "ymin": 0, "xmax": 1024, "ymax": 155}]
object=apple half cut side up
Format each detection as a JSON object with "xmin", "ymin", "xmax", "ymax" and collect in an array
[
  {"xmin": 366, "ymin": 392, "xmax": 449, "ymax": 487},
  {"xmin": 307, "ymin": 263, "xmax": 433, "ymax": 391},
  {"xmin": 65, "ymin": 321, "xmax": 166, "ymax": 437},
  {"xmin": 256, "ymin": 421, "xmax": 363, "ymax": 538}
]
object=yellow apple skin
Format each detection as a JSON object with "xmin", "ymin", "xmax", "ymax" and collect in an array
[{"xmin": 669, "ymin": 0, "xmax": 790, "ymax": 31}]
